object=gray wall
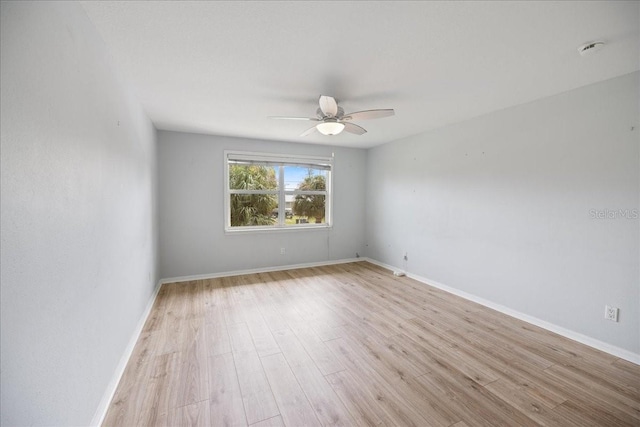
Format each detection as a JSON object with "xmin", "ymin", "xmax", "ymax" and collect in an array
[
  {"xmin": 365, "ymin": 72, "xmax": 639, "ymax": 355},
  {"xmin": 0, "ymin": 2, "xmax": 159, "ymax": 425},
  {"xmin": 158, "ymin": 131, "xmax": 366, "ymax": 279}
]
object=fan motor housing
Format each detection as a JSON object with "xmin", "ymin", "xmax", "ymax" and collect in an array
[{"xmin": 317, "ymin": 106, "xmax": 344, "ymax": 119}]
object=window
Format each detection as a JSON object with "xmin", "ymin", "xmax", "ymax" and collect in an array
[{"xmin": 224, "ymin": 151, "xmax": 332, "ymax": 232}]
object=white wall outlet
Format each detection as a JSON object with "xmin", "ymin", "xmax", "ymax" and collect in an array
[
  {"xmin": 280, "ymin": 247, "xmax": 285, "ymax": 255},
  {"xmin": 604, "ymin": 305, "xmax": 619, "ymax": 322}
]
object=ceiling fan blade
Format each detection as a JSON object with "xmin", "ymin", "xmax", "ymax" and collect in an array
[
  {"xmin": 342, "ymin": 109, "xmax": 395, "ymax": 121},
  {"xmin": 268, "ymin": 116, "xmax": 319, "ymax": 121},
  {"xmin": 342, "ymin": 122, "xmax": 367, "ymax": 135},
  {"xmin": 319, "ymin": 95, "xmax": 338, "ymax": 117},
  {"xmin": 300, "ymin": 126, "xmax": 318, "ymax": 137}
]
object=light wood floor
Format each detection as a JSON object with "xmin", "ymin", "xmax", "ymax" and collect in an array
[{"xmin": 103, "ymin": 262, "xmax": 640, "ymax": 426}]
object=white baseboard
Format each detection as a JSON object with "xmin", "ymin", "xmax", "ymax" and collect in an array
[
  {"xmin": 364, "ymin": 258, "xmax": 640, "ymax": 365},
  {"xmin": 159, "ymin": 257, "xmax": 366, "ymax": 285},
  {"xmin": 90, "ymin": 280, "xmax": 163, "ymax": 427}
]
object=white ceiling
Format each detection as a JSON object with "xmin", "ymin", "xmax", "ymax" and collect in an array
[{"xmin": 81, "ymin": 1, "xmax": 639, "ymax": 149}]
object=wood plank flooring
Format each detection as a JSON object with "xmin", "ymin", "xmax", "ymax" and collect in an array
[{"xmin": 103, "ymin": 262, "xmax": 640, "ymax": 426}]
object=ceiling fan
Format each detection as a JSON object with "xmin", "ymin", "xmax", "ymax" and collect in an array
[{"xmin": 269, "ymin": 95, "xmax": 395, "ymax": 136}]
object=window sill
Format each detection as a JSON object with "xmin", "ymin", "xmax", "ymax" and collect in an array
[{"xmin": 224, "ymin": 224, "xmax": 332, "ymax": 234}]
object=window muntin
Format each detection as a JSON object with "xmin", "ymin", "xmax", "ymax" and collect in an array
[{"xmin": 225, "ymin": 152, "xmax": 332, "ymax": 231}]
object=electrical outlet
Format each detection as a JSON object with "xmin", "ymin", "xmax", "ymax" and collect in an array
[
  {"xmin": 280, "ymin": 247, "xmax": 285, "ymax": 255},
  {"xmin": 604, "ymin": 305, "xmax": 619, "ymax": 322}
]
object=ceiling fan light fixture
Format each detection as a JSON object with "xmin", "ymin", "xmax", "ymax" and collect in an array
[
  {"xmin": 269, "ymin": 95, "xmax": 394, "ymax": 137},
  {"xmin": 316, "ymin": 121, "xmax": 345, "ymax": 135}
]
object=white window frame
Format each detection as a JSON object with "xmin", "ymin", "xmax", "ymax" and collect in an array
[{"xmin": 224, "ymin": 150, "xmax": 333, "ymax": 233}]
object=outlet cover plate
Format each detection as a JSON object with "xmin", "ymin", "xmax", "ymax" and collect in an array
[{"xmin": 605, "ymin": 305, "xmax": 619, "ymax": 322}]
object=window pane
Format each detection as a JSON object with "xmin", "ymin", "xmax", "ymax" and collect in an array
[
  {"xmin": 225, "ymin": 152, "xmax": 332, "ymax": 231},
  {"xmin": 287, "ymin": 194, "xmax": 326, "ymax": 225},
  {"xmin": 284, "ymin": 166, "xmax": 327, "ymax": 191},
  {"xmin": 229, "ymin": 165, "xmax": 278, "ymax": 190},
  {"xmin": 230, "ymin": 193, "xmax": 278, "ymax": 227}
]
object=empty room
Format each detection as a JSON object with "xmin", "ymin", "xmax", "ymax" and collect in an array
[{"xmin": 1, "ymin": 1, "xmax": 639, "ymax": 426}]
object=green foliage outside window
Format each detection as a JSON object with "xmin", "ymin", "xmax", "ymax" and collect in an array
[
  {"xmin": 292, "ymin": 175, "xmax": 326, "ymax": 223},
  {"xmin": 229, "ymin": 165, "xmax": 277, "ymax": 226}
]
